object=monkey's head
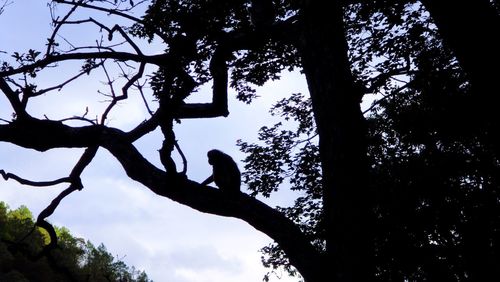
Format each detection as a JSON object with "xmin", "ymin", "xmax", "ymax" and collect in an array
[{"xmin": 207, "ymin": 149, "xmax": 222, "ymax": 165}]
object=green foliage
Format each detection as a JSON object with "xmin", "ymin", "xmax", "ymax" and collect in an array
[{"xmin": 0, "ymin": 202, "xmax": 151, "ymax": 282}]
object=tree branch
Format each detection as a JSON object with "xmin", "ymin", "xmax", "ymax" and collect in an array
[
  {"xmin": 53, "ymin": 0, "xmax": 169, "ymax": 43},
  {"xmin": 0, "ymin": 51, "xmax": 162, "ymax": 77},
  {"xmin": 0, "ymin": 78, "xmax": 27, "ymax": 118},
  {"xmin": 54, "ymin": 0, "xmax": 144, "ymax": 25},
  {"xmin": 0, "ymin": 116, "xmax": 324, "ymax": 277},
  {"xmin": 36, "ymin": 146, "xmax": 98, "ymax": 250},
  {"xmin": 46, "ymin": 0, "xmax": 80, "ymax": 56},
  {"xmin": 26, "ymin": 60, "xmax": 104, "ymax": 103},
  {"xmin": 0, "ymin": 170, "xmax": 70, "ymax": 187}
]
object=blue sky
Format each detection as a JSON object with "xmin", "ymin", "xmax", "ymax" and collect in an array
[{"xmin": 0, "ymin": 1, "xmax": 308, "ymax": 281}]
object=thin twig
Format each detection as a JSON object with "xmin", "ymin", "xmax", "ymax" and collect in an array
[
  {"xmin": 58, "ymin": 117, "xmax": 96, "ymax": 125},
  {"xmin": 54, "ymin": 0, "xmax": 143, "ymax": 24},
  {"xmin": 46, "ymin": 0, "xmax": 81, "ymax": 56},
  {"xmin": 31, "ymin": 60, "xmax": 105, "ymax": 97},
  {"xmin": 109, "ymin": 24, "xmax": 143, "ymax": 55},
  {"xmin": 54, "ymin": 0, "xmax": 168, "ymax": 42},
  {"xmin": 174, "ymin": 140, "xmax": 188, "ymax": 175},
  {"xmin": 68, "ymin": 43, "xmax": 120, "ymax": 53},
  {"xmin": 136, "ymin": 80, "xmax": 154, "ymax": 115},
  {"xmin": 101, "ymin": 62, "xmax": 145, "ymax": 124}
]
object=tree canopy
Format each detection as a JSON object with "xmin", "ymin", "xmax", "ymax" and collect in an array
[{"xmin": 1, "ymin": 0, "xmax": 499, "ymax": 281}]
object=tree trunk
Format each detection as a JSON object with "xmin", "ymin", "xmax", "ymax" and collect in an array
[{"xmin": 298, "ymin": 1, "xmax": 372, "ymax": 281}]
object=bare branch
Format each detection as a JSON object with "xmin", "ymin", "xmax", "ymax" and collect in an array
[
  {"xmin": 29, "ymin": 60, "xmax": 104, "ymax": 99},
  {"xmin": 55, "ymin": 17, "xmax": 113, "ymax": 31},
  {"xmin": 101, "ymin": 62, "xmax": 145, "ymax": 124},
  {"xmin": 0, "ymin": 170, "xmax": 71, "ymax": 187},
  {"xmin": 0, "ymin": 0, "xmax": 12, "ymax": 15},
  {"xmin": 69, "ymin": 146, "xmax": 99, "ymax": 179},
  {"xmin": 35, "ymin": 146, "xmax": 98, "ymax": 250},
  {"xmin": 45, "ymin": 107, "xmax": 97, "ymax": 125},
  {"xmin": 55, "ymin": 17, "xmax": 143, "ymax": 55},
  {"xmin": 46, "ymin": 0, "xmax": 81, "ymax": 56},
  {"xmin": 0, "ymin": 51, "xmax": 163, "ymax": 77},
  {"xmin": 53, "ymin": 0, "xmax": 169, "ymax": 42},
  {"xmin": 54, "ymin": 0, "xmax": 144, "ymax": 24},
  {"xmin": 136, "ymin": 80, "xmax": 154, "ymax": 115},
  {"xmin": 59, "ymin": 116, "xmax": 97, "ymax": 125},
  {"xmin": 68, "ymin": 42, "xmax": 121, "ymax": 53},
  {"xmin": 0, "ymin": 143, "xmax": 98, "ymax": 253},
  {"xmin": 109, "ymin": 24, "xmax": 143, "ymax": 55},
  {"xmin": 99, "ymin": 58, "xmax": 118, "ymax": 101}
]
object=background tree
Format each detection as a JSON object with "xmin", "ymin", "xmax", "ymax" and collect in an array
[
  {"xmin": 0, "ymin": 202, "xmax": 151, "ymax": 281},
  {"xmin": 1, "ymin": 0, "xmax": 499, "ymax": 281}
]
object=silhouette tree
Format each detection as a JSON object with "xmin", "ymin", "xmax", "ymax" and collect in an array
[
  {"xmin": 1, "ymin": 0, "xmax": 498, "ymax": 281},
  {"xmin": 240, "ymin": 1, "xmax": 500, "ymax": 281}
]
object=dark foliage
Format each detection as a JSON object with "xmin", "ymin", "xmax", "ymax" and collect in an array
[{"xmin": 239, "ymin": 0, "xmax": 500, "ymax": 280}]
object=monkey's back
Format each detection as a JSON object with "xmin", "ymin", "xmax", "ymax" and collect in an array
[{"xmin": 213, "ymin": 156, "xmax": 241, "ymax": 193}]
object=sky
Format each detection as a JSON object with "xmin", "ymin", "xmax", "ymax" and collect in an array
[{"xmin": 0, "ymin": 1, "xmax": 307, "ymax": 281}]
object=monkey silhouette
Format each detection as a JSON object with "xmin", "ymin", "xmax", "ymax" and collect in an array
[{"xmin": 201, "ymin": 149, "xmax": 241, "ymax": 193}]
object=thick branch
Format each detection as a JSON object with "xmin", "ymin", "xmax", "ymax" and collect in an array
[
  {"xmin": 105, "ymin": 138, "xmax": 324, "ymax": 279},
  {"xmin": 1, "ymin": 146, "xmax": 99, "ymax": 254},
  {"xmin": 0, "ymin": 78, "xmax": 26, "ymax": 118},
  {"xmin": 0, "ymin": 118, "xmax": 102, "ymax": 151},
  {"xmin": 0, "ymin": 117, "xmax": 324, "ymax": 279},
  {"xmin": 127, "ymin": 112, "xmax": 160, "ymax": 141},
  {"xmin": 207, "ymin": 45, "xmax": 230, "ymax": 117},
  {"xmin": 174, "ymin": 18, "xmax": 299, "ymax": 119}
]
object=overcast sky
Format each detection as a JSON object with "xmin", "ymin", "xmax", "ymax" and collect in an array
[{"xmin": 0, "ymin": 2, "xmax": 307, "ymax": 281}]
